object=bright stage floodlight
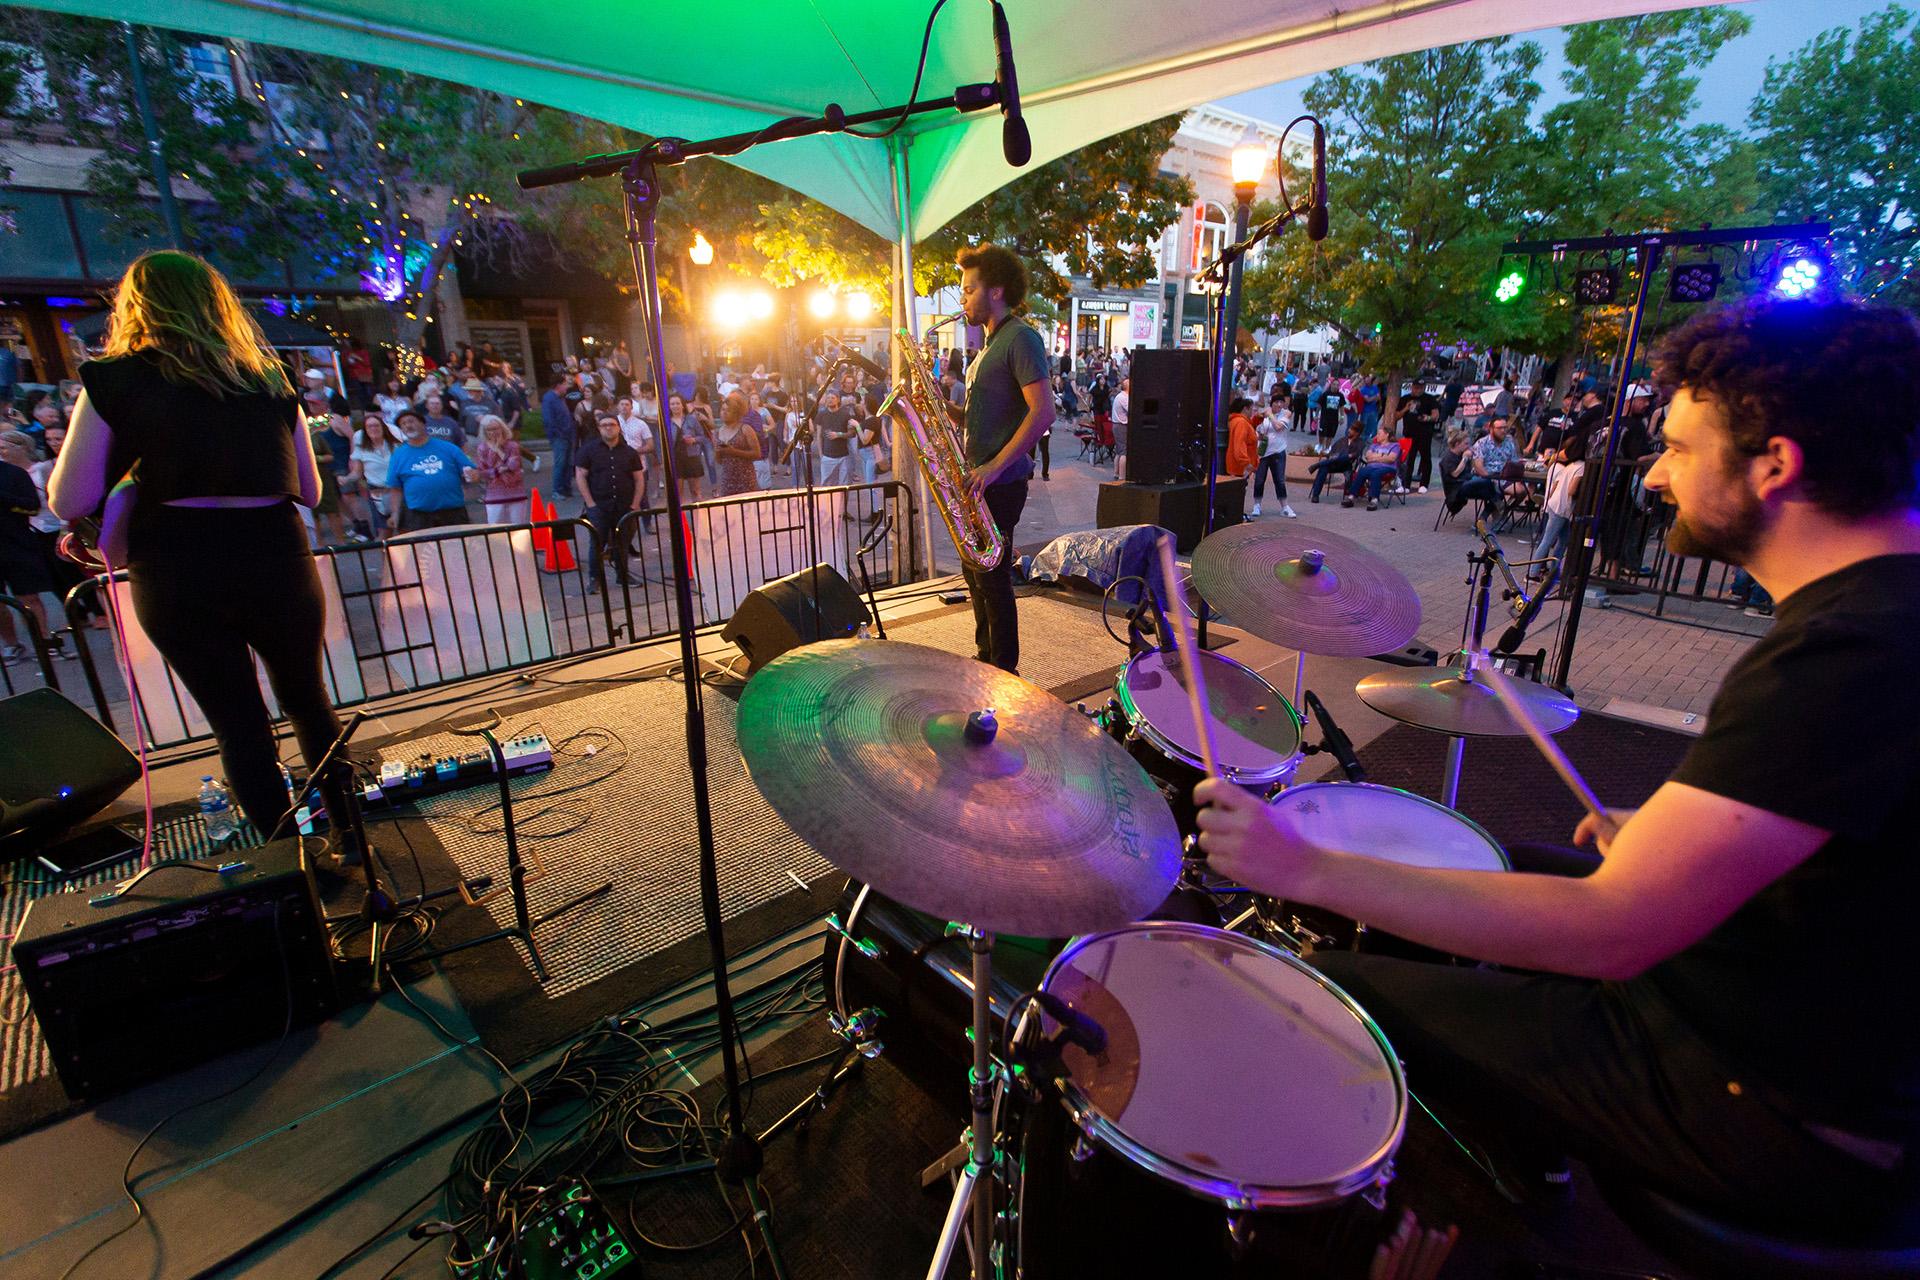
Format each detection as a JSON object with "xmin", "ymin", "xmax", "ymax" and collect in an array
[
  {"xmin": 1771, "ymin": 255, "xmax": 1825, "ymax": 300},
  {"xmin": 712, "ymin": 290, "xmax": 749, "ymax": 329},
  {"xmin": 1573, "ymin": 267, "xmax": 1619, "ymax": 306},
  {"xmin": 808, "ymin": 290, "xmax": 837, "ymax": 319},
  {"xmin": 1669, "ymin": 261, "xmax": 1721, "ymax": 303},
  {"xmin": 1493, "ymin": 268, "xmax": 1526, "ymax": 304},
  {"xmin": 748, "ymin": 290, "xmax": 774, "ymax": 319},
  {"xmin": 845, "ymin": 292, "xmax": 874, "ymax": 321}
]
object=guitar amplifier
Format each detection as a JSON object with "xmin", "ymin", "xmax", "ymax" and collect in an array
[{"xmin": 12, "ymin": 838, "xmax": 338, "ymax": 1100}]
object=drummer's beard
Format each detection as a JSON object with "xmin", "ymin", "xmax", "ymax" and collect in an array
[{"xmin": 1665, "ymin": 479, "xmax": 1766, "ymax": 566}]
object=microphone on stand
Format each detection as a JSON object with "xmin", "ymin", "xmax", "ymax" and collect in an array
[
  {"xmin": 990, "ymin": 0, "xmax": 1032, "ymax": 167},
  {"xmin": 1033, "ymin": 991, "xmax": 1108, "ymax": 1054},
  {"xmin": 1306, "ymin": 119, "xmax": 1329, "ymax": 242},
  {"xmin": 1497, "ymin": 558, "xmax": 1559, "ymax": 653}
]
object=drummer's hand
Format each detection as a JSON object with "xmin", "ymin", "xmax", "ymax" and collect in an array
[
  {"xmin": 1573, "ymin": 806, "xmax": 1635, "ymax": 856},
  {"xmin": 1193, "ymin": 778, "xmax": 1311, "ymax": 897}
]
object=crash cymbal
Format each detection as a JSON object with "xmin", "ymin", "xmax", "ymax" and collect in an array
[
  {"xmin": 1355, "ymin": 665, "xmax": 1580, "ymax": 738},
  {"xmin": 737, "ymin": 639, "xmax": 1181, "ymax": 937},
  {"xmin": 1190, "ymin": 523, "xmax": 1421, "ymax": 658}
]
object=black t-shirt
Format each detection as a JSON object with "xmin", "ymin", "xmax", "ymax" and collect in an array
[
  {"xmin": 1627, "ymin": 555, "xmax": 1920, "ymax": 1135},
  {"xmin": 1402, "ymin": 393, "xmax": 1440, "ymax": 437},
  {"xmin": 80, "ymin": 351, "xmax": 302, "ymax": 508},
  {"xmin": 0, "ymin": 459, "xmax": 38, "ymax": 553},
  {"xmin": 574, "ymin": 436, "xmax": 641, "ymax": 507},
  {"xmin": 816, "ymin": 407, "xmax": 855, "ymax": 458}
]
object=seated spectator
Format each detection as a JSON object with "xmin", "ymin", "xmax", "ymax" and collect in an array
[
  {"xmin": 1447, "ymin": 414, "xmax": 1520, "ymax": 514},
  {"xmin": 1342, "ymin": 425, "xmax": 1404, "ymax": 510},
  {"xmin": 1308, "ymin": 423, "xmax": 1366, "ymax": 503}
]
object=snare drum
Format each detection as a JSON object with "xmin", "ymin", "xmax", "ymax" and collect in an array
[
  {"xmin": 1109, "ymin": 648, "xmax": 1301, "ymax": 827},
  {"xmin": 1016, "ymin": 923, "xmax": 1405, "ymax": 1277},
  {"xmin": 1255, "ymin": 782, "xmax": 1509, "ymax": 958}
]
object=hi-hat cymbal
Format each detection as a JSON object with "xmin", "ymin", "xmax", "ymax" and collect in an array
[
  {"xmin": 1190, "ymin": 523, "xmax": 1421, "ymax": 658},
  {"xmin": 1355, "ymin": 665, "xmax": 1580, "ymax": 738},
  {"xmin": 737, "ymin": 639, "xmax": 1180, "ymax": 937}
]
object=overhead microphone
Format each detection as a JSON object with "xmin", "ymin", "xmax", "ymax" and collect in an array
[
  {"xmin": 989, "ymin": 1, "xmax": 1032, "ymax": 167},
  {"xmin": 1306, "ymin": 119, "xmax": 1329, "ymax": 242}
]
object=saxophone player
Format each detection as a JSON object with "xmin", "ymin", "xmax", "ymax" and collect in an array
[{"xmin": 947, "ymin": 243, "xmax": 1054, "ymax": 674}]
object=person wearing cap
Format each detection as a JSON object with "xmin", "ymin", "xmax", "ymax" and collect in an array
[{"xmin": 387, "ymin": 406, "xmax": 478, "ymax": 531}]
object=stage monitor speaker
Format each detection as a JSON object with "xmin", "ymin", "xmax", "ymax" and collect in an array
[
  {"xmin": 1125, "ymin": 348, "xmax": 1212, "ymax": 485},
  {"xmin": 0, "ymin": 688, "xmax": 140, "ymax": 860},
  {"xmin": 1096, "ymin": 478, "xmax": 1246, "ymax": 554},
  {"xmin": 721, "ymin": 563, "xmax": 870, "ymax": 675},
  {"xmin": 12, "ymin": 838, "xmax": 336, "ymax": 1100}
]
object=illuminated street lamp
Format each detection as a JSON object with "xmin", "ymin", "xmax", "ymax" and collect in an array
[
  {"xmin": 689, "ymin": 230, "xmax": 714, "ymax": 265},
  {"xmin": 1230, "ymin": 142, "xmax": 1267, "ymax": 192}
]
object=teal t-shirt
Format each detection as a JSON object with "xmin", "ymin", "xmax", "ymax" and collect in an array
[{"xmin": 963, "ymin": 315, "xmax": 1049, "ymax": 482}]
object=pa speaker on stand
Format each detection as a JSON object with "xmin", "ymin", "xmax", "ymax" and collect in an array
[{"xmin": 1125, "ymin": 349, "xmax": 1212, "ymax": 485}]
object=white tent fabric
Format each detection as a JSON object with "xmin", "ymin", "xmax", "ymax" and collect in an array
[{"xmin": 39, "ymin": 0, "xmax": 1719, "ymax": 242}]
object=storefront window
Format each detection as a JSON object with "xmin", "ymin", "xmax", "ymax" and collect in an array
[{"xmin": 0, "ymin": 192, "xmax": 83, "ymax": 279}]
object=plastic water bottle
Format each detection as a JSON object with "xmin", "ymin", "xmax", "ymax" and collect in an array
[{"xmin": 198, "ymin": 775, "xmax": 237, "ymax": 845}]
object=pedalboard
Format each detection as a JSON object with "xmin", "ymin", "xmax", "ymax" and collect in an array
[
  {"xmin": 295, "ymin": 732, "xmax": 553, "ymax": 834},
  {"xmin": 512, "ymin": 1180, "xmax": 638, "ymax": 1280}
]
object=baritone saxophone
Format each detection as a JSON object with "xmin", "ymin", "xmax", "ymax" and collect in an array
[{"xmin": 878, "ymin": 322, "xmax": 1005, "ymax": 571}]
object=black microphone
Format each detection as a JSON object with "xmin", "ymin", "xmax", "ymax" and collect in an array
[
  {"xmin": 990, "ymin": 1, "xmax": 1032, "ymax": 167},
  {"xmin": 838, "ymin": 349, "xmax": 891, "ymax": 383},
  {"xmin": 1498, "ymin": 558, "xmax": 1559, "ymax": 653},
  {"xmin": 1304, "ymin": 690, "xmax": 1366, "ymax": 784},
  {"xmin": 1306, "ymin": 119, "xmax": 1329, "ymax": 242},
  {"xmin": 1033, "ymin": 991, "xmax": 1107, "ymax": 1054}
]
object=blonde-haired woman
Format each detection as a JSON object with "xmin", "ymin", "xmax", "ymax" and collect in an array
[
  {"xmin": 476, "ymin": 414, "xmax": 529, "ymax": 524},
  {"xmin": 48, "ymin": 250, "xmax": 350, "ymax": 841}
]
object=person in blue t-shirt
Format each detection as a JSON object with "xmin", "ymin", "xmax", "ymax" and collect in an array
[{"xmin": 388, "ymin": 407, "xmax": 477, "ymax": 531}]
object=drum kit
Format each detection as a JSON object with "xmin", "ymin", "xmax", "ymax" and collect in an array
[{"xmin": 733, "ymin": 522, "xmax": 1584, "ymax": 1279}]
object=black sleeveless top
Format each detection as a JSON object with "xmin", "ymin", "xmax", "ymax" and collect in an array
[{"xmin": 79, "ymin": 350, "xmax": 303, "ymax": 506}]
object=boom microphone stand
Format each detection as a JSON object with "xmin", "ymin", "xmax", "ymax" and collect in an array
[{"xmin": 521, "ymin": 72, "xmax": 1019, "ymax": 1280}]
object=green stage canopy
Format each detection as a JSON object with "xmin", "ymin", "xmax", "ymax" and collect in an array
[{"xmin": 32, "ymin": 0, "xmax": 1717, "ymax": 242}]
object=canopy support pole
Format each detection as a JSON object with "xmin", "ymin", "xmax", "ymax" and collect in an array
[{"xmin": 891, "ymin": 138, "xmax": 940, "ymax": 579}]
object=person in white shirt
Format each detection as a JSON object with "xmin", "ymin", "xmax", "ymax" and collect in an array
[
  {"xmin": 1111, "ymin": 377, "xmax": 1130, "ymax": 478},
  {"xmin": 1249, "ymin": 405, "xmax": 1298, "ymax": 518},
  {"xmin": 1532, "ymin": 430, "xmax": 1587, "ymax": 578}
]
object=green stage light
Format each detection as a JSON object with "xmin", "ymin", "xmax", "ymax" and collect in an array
[{"xmin": 1494, "ymin": 268, "xmax": 1526, "ymax": 303}]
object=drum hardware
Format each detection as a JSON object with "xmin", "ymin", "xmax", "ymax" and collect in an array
[{"xmin": 1356, "ymin": 534, "xmax": 1578, "ymax": 808}]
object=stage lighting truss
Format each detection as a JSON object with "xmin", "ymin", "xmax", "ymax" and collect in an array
[{"xmin": 1668, "ymin": 258, "xmax": 1722, "ymax": 303}]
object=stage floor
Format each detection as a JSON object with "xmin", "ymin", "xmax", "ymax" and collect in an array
[{"xmin": 2, "ymin": 576, "xmax": 1706, "ymax": 1278}]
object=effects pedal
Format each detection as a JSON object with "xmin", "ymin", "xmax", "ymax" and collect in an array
[
  {"xmin": 296, "ymin": 733, "xmax": 554, "ymax": 835},
  {"xmin": 513, "ymin": 1179, "xmax": 638, "ymax": 1280}
]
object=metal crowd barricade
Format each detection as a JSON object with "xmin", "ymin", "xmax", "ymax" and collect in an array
[
  {"xmin": 60, "ymin": 483, "xmax": 923, "ymax": 749},
  {"xmin": 0, "ymin": 594, "xmax": 60, "ymax": 698},
  {"xmin": 598, "ymin": 478, "xmax": 921, "ymax": 637}
]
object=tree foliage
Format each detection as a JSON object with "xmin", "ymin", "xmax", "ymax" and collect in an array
[
  {"xmin": 1239, "ymin": 39, "xmax": 1543, "ymax": 404},
  {"xmin": 1748, "ymin": 3, "xmax": 1919, "ymax": 309}
]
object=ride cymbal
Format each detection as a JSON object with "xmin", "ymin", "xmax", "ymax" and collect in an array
[
  {"xmin": 737, "ymin": 639, "xmax": 1180, "ymax": 937},
  {"xmin": 1355, "ymin": 665, "xmax": 1579, "ymax": 738},
  {"xmin": 1190, "ymin": 523, "xmax": 1420, "ymax": 658}
]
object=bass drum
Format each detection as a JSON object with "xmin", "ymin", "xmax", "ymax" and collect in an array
[
  {"xmin": 1015, "ymin": 924, "xmax": 1405, "ymax": 1278},
  {"xmin": 1108, "ymin": 647, "xmax": 1301, "ymax": 830},
  {"xmin": 1253, "ymin": 782, "xmax": 1509, "ymax": 959}
]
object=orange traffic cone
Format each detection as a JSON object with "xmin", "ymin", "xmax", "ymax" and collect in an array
[{"xmin": 529, "ymin": 489, "xmax": 577, "ymax": 573}]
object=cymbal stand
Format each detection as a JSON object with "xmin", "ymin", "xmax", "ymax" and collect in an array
[
  {"xmin": 925, "ymin": 924, "xmax": 1001, "ymax": 1280},
  {"xmin": 1438, "ymin": 547, "xmax": 1499, "ymax": 808}
]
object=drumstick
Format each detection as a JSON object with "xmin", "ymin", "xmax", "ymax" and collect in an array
[
  {"xmin": 1154, "ymin": 534, "xmax": 1222, "ymax": 780},
  {"xmin": 1475, "ymin": 661, "xmax": 1619, "ymax": 842}
]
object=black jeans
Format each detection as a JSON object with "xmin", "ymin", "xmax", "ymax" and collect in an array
[
  {"xmin": 127, "ymin": 503, "xmax": 351, "ymax": 836},
  {"xmin": 1251, "ymin": 453, "xmax": 1287, "ymax": 502},
  {"xmin": 583, "ymin": 499, "xmax": 632, "ymax": 583},
  {"xmin": 1311, "ymin": 840, "xmax": 1913, "ymax": 1235},
  {"xmin": 1402, "ymin": 427, "xmax": 1434, "ymax": 487},
  {"xmin": 961, "ymin": 481, "xmax": 1028, "ymax": 673},
  {"xmin": 1030, "ymin": 433, "xmax": 1050, "ymax": 478},
  {"xmin": 1307, "ymin": 456, "xmax": 1353, "ymax": 501}
]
